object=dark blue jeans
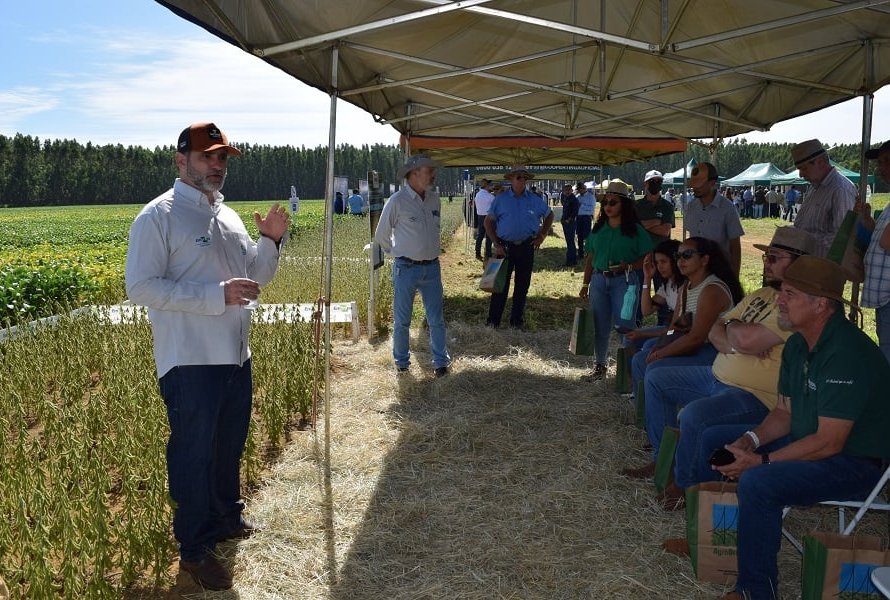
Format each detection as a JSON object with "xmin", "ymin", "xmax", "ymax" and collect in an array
[
  {"xmin": 475, "ymin": 221, "xmax": 493, "ymax": 258},
  {"xmin": 159, "ymin": 361, "xmax": 253, "ymax": 561},
  {"xmin": 700, "ymin": 425, "xmax": 884, "ymax": 600},
  {"xmin": 576, "ymin": 215, "xmax": 592, "ymax": 257},
  {"xmin": 561, "ymin": 220, "xmax": 577, "ymax": 265},
  {"xmin": 645, "ymin": 365, "xmax": 770, "ymax": 488},
  {"xmin": 487, "ymin": 241, "xmax": 535, "ymax": 328}
]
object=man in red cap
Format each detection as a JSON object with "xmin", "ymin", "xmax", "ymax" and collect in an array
[{"xmin": 126, "ymin": 122, "xmax": 289, "ymax": 591}]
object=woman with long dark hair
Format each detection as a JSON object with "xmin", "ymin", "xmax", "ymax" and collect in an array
[
  {"xmin": 623, "ymin": 236, "xmax": 744, "ymax": 479},
  {"xmin": 579, "ymin": 180, "xmax": 654, "ymax": 380}
]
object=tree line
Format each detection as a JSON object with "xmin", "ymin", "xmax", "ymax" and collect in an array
[{"xmin": 0, "ymin": 133, "xmax": 882, "ymax": 207}]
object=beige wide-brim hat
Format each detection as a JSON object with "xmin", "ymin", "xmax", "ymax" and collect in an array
[
  {"xmin": 506, "ymin": 165, "xmax": 534, "ymax": 179},
  {"xmin": 398, "ymin": 154, "xmax": 440, "ymax": 179},
  {"xmin": 791, "ymin": 139, "xmax": 827, "ymax": 166},
  {"xmin": 604, "ymin": 179, "xmax": 632, "ymax": 199},
  {"xmin": 752, "ymin": 227, "xmax": 818, "ymax": 257}
]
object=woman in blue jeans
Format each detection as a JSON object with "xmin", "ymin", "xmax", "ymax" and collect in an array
[
  {"xmin": 623, "ymin": 237, "xmax": 745, "ymax": 477},
  {"xmin": 579, "ymin": 180, "xmax": 654, "ymax": 380}
]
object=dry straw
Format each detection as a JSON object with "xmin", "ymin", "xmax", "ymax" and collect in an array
[{"xmin": 169, "ymin": 319, "xmax": 877, "ymax": 600}]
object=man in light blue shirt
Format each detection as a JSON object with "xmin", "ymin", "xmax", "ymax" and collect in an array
[
  {"xmin": 348, "ymin": 189, "xmax": 365, "ymax": 215},
  {"xmin": 484, "ymin": 165, "xmax": 553, "ymax": 329}
]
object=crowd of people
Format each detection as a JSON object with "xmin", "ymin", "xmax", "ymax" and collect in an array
[
  {"xmin": 371, "ymin": 139, "xmax": 890, "ymax": 600},
  {"xmin": 124, "ymin": 124, "xmax": 890, "ymax": 598}
]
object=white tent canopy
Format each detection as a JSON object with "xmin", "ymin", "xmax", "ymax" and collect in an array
[{"xmin": 662, "ymin": 159, "xmax": 698, "ymax": 188}]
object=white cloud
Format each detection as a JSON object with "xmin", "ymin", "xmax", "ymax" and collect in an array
[
  {"xmin": 3, "ymin": 31, "xmax": 400, "ymax": 148},
  {"xmin": 0, "ymin": 90, "xmax": 59, "ymax": 130}
]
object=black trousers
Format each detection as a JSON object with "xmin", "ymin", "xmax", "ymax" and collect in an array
[{"xmin": 486, "ymin": 241, "xmax": 535, "ymax": 328}]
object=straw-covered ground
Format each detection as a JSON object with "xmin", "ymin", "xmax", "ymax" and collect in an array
[{"xmin": 169, "ymin": 222, "xmax": 884, "ymax": 600}]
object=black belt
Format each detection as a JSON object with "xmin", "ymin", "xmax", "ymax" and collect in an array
[
  {"xmin": 397, "ymin": 257, "xmax": 438, "ymax": 265},
  {"xmin": 505, "ymin": 237, "xmax": 534, "ymax": 246},
  {"xmin": 598, "ymin": 270, "xmax": 622, "ymax": 278},
  {"xmin": 858, "ymin": 456, "xmax": 886, "ymax": 467}
]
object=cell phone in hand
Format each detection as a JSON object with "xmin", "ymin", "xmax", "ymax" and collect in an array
[
  {"xmin": 708, "ymin": 447, "xmax": 735, "ymax": 467},
  {"xmin": 614, "ymin": 324, "xmax": 632, "ymax": 334}
]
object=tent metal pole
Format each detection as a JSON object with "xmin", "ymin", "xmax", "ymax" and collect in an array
[
  {"xmin": 320, "ymin": 46, "xmax": 338, "ymax": 582},
  {"xmin": 682, "ymin": 150, "xmax": 689, "ymax": 241},
  {"xmin": 860, "ymin": 93, "xmax": 874, "ymax": 197},
  {"xmin": 859, "ymin": 41, "xmax": 875, "ymax": 205}
]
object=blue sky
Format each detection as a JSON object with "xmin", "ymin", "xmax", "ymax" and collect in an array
[{"xmin": 2, "ymin": 1, "xmax": 889, "ymax": 150}]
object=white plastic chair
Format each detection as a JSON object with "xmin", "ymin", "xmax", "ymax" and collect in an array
[{"xmin": 782, "ymin": 463, "xmax": 890, "ymax": 553}]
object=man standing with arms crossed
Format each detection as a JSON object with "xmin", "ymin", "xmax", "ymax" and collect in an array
[
  {"xmin": 375, "ymin": 154, "xmax": 451, "ymax": 377},
  {"xmin": 126, "ymin": 122, "xmax": 289, "ymax": 590},
  {"xmin": 575, "ymin": 181, "xmax": 596, "ymax": 261},
  {"xmin": 484, "ymin": 165, "xmax": 554, "ymax": 329},
  {"xmin": 559, "ymin": 183, "xmax": 580, "ymax": 267},
  {"xmin": 636, "ymin": 169, "xmax": 674, "ymax": 246}
]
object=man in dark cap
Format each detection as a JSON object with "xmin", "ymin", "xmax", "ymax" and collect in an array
[
  {"xmin": 684, "ymin": 162, "xmax": 745, "ymax": 274},
  {"xmin": 789, "ymin": 138, "xmax": 857, "ymax": 256},
  {"xmin": 126, "ymin": 122, "xmax": 289, "ymax": 590},
  {"xmin": 706, "ymin": 256, "xmax": 890, "ymax": 600},
  {"xmin": 375, "ymin": 154, "xmax": 451, "ymax": 377}
]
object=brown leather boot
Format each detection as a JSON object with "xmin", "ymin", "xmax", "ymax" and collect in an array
[
  {"xmin": 662, "ymin": 537, "xmax": 689, "ymax": 556},
  {"xmin": 180, "ymin": 555, "xmax": 233, "ymax": 591},
  {"xmin": 656, "ymin": 481, "xmax": 686, "ymax": 511},
  {"xmin": 620, "ymin": 461, "xmax": 656, "ymax": 479}
]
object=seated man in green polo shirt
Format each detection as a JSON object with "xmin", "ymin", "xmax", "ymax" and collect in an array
[{"xmin": 702, "ymin": 256, "xmax": 890, "ymax": 600}]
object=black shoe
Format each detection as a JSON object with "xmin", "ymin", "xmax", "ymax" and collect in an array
[
  {"xmin": 581, "ymin": 364, "xmax": 607, "ymax": 382},
  {"xmin": 434, "ymin": 366, "xmax": 449, "ymax": 378},
  {"xmin": 180, "ymin": 556, "xmax": 233, "ymax": 591},
  {"xmin": 396, "ymin": 366, "xmax": 409, "ymax": 373},
  {"xmin": 219, "ymin": 518, "xmax": 262, "ymax": 541},
  {"xmin": 475, "ymin": 254, "xmax": 484, "ymax": 261}
]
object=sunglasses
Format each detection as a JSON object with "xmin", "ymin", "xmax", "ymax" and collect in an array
[
  {"xmin": 674, "ymin": 249, "xmax": 702, "ymax": 260},
  {"xmin": 602, "ymin": 199, "xmax": 621, "ymax": 207},
  {"xmin": 762, "ymin": 253, "xmax": 793, "ymax": 264}
]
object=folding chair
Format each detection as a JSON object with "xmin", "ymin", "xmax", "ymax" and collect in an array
[{"xmin": 782, "ymin": 463, "xmax": 890, "ymax": 553}]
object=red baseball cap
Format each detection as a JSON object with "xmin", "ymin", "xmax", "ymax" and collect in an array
[{"xmin": 177, "ymin": 122, "xmax": 241, "ymax": 156}]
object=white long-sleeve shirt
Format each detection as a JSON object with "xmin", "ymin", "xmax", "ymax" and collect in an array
[{"xmin": 125, "ymin": 179, "xmax": 282, "ymax": 378}]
